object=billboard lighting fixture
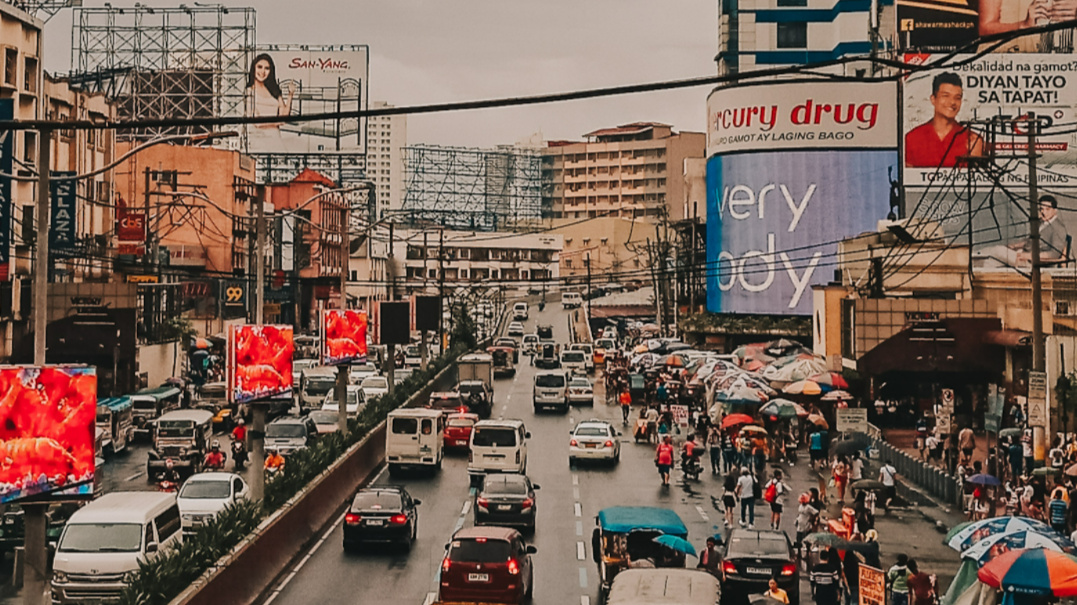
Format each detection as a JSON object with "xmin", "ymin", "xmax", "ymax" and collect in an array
[{"xmin": 887, "ymin": 224, "xmax": 921, "ymax": 244}]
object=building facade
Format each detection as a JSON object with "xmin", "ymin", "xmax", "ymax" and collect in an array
[
  {"xmin": 541, "ymin": 123, "xmax": 705, "ymax": 221},
  {"xmin": 548, "ymin": 216, "xmax": 656, "ymax": 286},
  {"xmin": 365, "ymin": 101, "xmax": 407, "ymax": 217}
]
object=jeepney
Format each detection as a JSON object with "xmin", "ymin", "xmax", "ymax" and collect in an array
[
  {"xmin": 130, "ymin": 385, "xmax": 183, "ymax": 441},
  {"xmin": 96, "ymin": 396, "xmax": 134, "ymax": 454}
]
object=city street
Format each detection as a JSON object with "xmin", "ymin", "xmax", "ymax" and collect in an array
[{"xmin": 257, "ymin": 304, "xmax": 960, "ymax": 605}]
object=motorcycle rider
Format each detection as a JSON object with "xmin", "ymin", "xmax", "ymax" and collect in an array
[
  {"xmin": 265, "ymin": 449, "xmax": 286, "ymax": 473},
  {"xmin": 160, "ymin": 458, "xmax": 181, "ymax": 486},
  {"xmin": 682, "ymin": 434, "xmax": 702, "ymax": 478},
  {"xmin": 204, "ymin": 441, "xmax": 225, "ymax": 470},
  {"xmin": 231, "ymin": 417, "xmax": 247, "ymax": 444}
]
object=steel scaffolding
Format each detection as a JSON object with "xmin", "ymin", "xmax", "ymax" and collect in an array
[
  {"xmin": 70, "ymin": 5, "xmax": 255, "ymax": 140},
  {"xmin": 402, "ymin": 145, "xmax": 543, "ymax": 232},
  {"xmin": 3, "ymin": 0, "xmax": 75, "ymax": 20}
]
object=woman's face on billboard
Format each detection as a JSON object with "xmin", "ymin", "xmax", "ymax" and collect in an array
[{"xmin": 254, "ymin": 59, "xmax": 271, "ymax": 83}]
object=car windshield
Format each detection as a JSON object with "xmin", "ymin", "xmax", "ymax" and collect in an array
[
  {"xmin": 305, "ymin": 377, "xmax": 335, "ymax": 394},
  {"xmin": 361, "ymin": 377, "xmax": 387, "ymax": 389},
  {"xmin": 726, "ymin": 533, "xmax": 791, "ymax": 558},
  {"xmin": 569, "ymin": 379, "xmax": 590, "ymax": 388},
  {"xmin": 575, "ymin": 426, "xmax": 609, "ymax": 437},
  {"xmin": 179, "ymin": 480, "xmax": 231, "ymax": 499},
  {"xmin": 308, "ymin": 411, "xmax": 337, "ymax": 425},
  {"xmin": 523, "ymin": 336, "xmax": 537, "ymax": 343},
  {"xmin": 157, "ymin": 420, "xmax": 194, "ymax": 438},
  {"xmin": 562, "ymin": 352, "xmax": 584, "ymax": 362},
  {"xmin": 483, "ymin": 477, "xmax": 529, "ymax": 495},
  {"xmin": 352, "ymin": 491, "xmax": 402, "ymax": 511},
  {"xmin": 472, "ymin": 427, "xmax": 517, "ymax": 447},
  {"xmin": 450, "ymin": 538, "xmax": 511, "ymax": 563},
  {"xmin": 447, "ymin": 417, "xmax": 475, "ymax": 428},
  {"xmin": 535, "ymin": 374, "xmax": 564, "ymax": 388},
  {"xmin": 199, "ymin": 386, "xmax": 226, "ymax": 399},
  {"xmin": 267, "ymin": 423, "xmax": 306, "ymax": 438},
  {"xmin": 596, "ymin": 339, "xmax": 614, "ymax": 349},
  {"xmin": 59, "ymin": 523, "xmax": 142, "ymax": 553}
]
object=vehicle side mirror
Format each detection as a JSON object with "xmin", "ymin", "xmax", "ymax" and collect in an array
[
  {"xmin": 413, "ymin": 499, "xmax": 422, "ymax": 506},
  {"xmin": 526, "ymin": 545, "xmax": 537, "ymax": 555},
  {"xmin": 444, "ymin": 543, "xmax": 450, "ymax": 551},
  {"xmin": 525, "ymin": 432, "xmax": 531, "ymax": 439},
  {"xmin": 145, "ymin": 542, "xmax": 158, "ymax": 554}
]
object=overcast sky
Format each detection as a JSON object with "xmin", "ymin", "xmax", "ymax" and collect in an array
[{"xmin": 42, "ymin": 0, "xmax": 715, "ymax": 148}]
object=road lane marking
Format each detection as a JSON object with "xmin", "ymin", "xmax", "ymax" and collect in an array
[
  {"xmin": 461, "ymin": 500, "xmax": 471, "ymax": 516},
  {"xmin": 581, "ymin": 597, "xmax": 591, "ymax": 605},
  {"xmin": 572, "ymin": 474, "xmax": 579, "ymax": 486},
  {"xmin": 574, "ymin": 502, "xmax": 582, "ymax": 517},
  {"xmin": 423, "ymin": 592, "xmax": 437, "ymax": 605},
  {"xmin": 696, "ymin": 505, "xmax": 711, "ymax": 522},
  {"xmin": 577, "ymin": 541, "xmax": 586, "ymax": 560},
  {"xmin": 576, "ymin": 520, "xmax": 583, "ymax": 536},
  {"xmin": 573, "ymin": 487, "xmax": 580, "ymax": 500},
  {"xmin": 264, "ymin": 512, "xmax": 346, "ymax": 604},
  {"xmin": 579, "ymin": 566, "xmax": 588, "ymax": 588},
  {"xmin": 124, "ymin": 471, "xmax": 145, "ymax": 482}
]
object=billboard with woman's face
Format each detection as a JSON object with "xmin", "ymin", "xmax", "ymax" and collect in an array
[{"xmin": 245, "ymin": 45, "xmax": 368, "ymax": 154}]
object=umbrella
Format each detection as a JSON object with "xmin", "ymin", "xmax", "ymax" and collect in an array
[
  {"xmin": 721, "ymin": 413, "xmax": 756, "ymax": 429},
  {"xmin": 999, "ymin": 428, "xmax": 1024, "ymax": 441},
  {"xmin": 810, "ymin": 372, "xmax": 850, "ymax": 390},
  {"xmin": 192, "ymin": 337, "xmax": 212, "ymax": 350},
  {"xmin": 784, "ymin": 380, "xmax": 823, "ymax": 396},
  {"xmin": 963, "ymin": 531, "xmax": 1076, "ymax": 566},
  {"xmin": 653, "ymin": 534, "xmax": 697, "ymax": 557},
  {"xmin": 715, "ymin": 385, "xmax": 770, "ymax": 407},
  {"xmin": 947, "ymin": 517, "xmax": 1054, "ymax": 552},
  {"xmin": 740, "ymin": 425, "xmax": 768, "ymax": 435},
  {"xmin": 966, "ymin": 474, "xmax": 1002, "ymax": 486},
  {"xmin": 633, "ymin": 344, "xmax": 649, "ymax": 354},
  {"xmin": 978, "ymin": 548, "xmax": 1077, "ymax": 597},
  {"xmin": 850, "ymin": 479, "xmax": 886, "ymax": 491},
  {"xmin": 1065, "ymin": 463, "xmax": 1077, "ymax": 478},
  {"xmin": 804, "ymin": 532, "xmax": 852, "ymax": 548},
  {"xmin": 763, "ymin": 358, "xmax": 829, "ymax": 384},
  {"xmin": 821, "ymin": 390, "xmax": 854, "ymax": 402},
  {"xmin": 1033, "ymin": 467, "xmax": 1062, "ymax": 478},
  {"xmin": 832, "ymin": 439, "xmax": 863, "ymax": 456},
  {"xmin": 765, "ymin": 338, "xmax": 802, "ymax": 357},
  {"xmin": 759, "ymin": 399, "xmax": 809, "ymax": 419},
  {"xmin": 664, "ymin": 354, "xmax": 686, "ymax": 368},
  {"xmin": 807, "ymin": 412, "xmax": 829, "ymax": 429}
]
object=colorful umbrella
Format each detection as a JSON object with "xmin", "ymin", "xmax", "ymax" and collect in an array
[
  {"xmin": 721, "ymin": 413, "xmax": 756, "ymax": 429},
  {"xmin": 947, "ymin": 517, "xmax": 1054, "ymax": 552},
  {"xmin": 966, "ymin": 474, "xmax": 1002, "ymax": 486},
  {"xmin": 784, "ymin": 380, "xmax": 823, "ymax": 396},
  {"xmin": 804, "ymin": 532, "xmax": 852, "ymax": 548},
  {"xmin": 807, "ymin": 412, "xmax": 829, "ymax": 429},
  {"xmin": 810, "ymin": 372, "xmax": 850, "ymax": 390},
  {"xmin": 821, "ymin": 390, "xmax": 854, "ymax": 402},
  {"xmin": 664, "ymin": 354, "xmax": 686, "ymax": 368},
  {"xmin": 759, "ymin": 399, "xmax": 808, "ymax": 419},
  {"xmin": 978, "ymin": 548, "xmax": 1077, "ymax": 597},
  {"xmin": 716, "ymin": 386, "xmax": 770, "ymax": 408},
  {"xmin": 963, "ymin": 532, "xmax": 1076, "ymax": 566}
]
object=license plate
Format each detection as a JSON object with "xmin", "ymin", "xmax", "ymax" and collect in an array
[
  {"xmin": 585, "ymin": 443, "xmax": 597, "ymax": 448},
  {"xmin": 498, "ymin": 505, "xmax": 513, "ymax": 511},
  {"xmin": 366, "ymin": 519, "xmax": 384, "ymax": 526},
  {"xmin": 746, "ymin": 566, "xmax": 771, "ymax": 575},
  {"xmin": 468, "ymin": 573, "xmax": 490, "ymax": 583}
]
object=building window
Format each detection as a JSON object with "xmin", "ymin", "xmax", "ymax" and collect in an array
[
  {"xmin": 777, "ymin": 0, "xmax": 807, "ymax": 7},
  {"xmin": 776, "ymin": 22, "xmax": 807, "ymax": 48},
  {"xmin": 23, "ymin": 56, "xmax": 37, "ymax": 93}
]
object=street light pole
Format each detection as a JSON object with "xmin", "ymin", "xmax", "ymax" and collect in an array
[
  {"xmin": 1028, "ymin": 113, "xmax": 1047, "ymax": 464},
  {"xmin": 249, "ymin": 191, "xmax": 268, "ymax": 502}
]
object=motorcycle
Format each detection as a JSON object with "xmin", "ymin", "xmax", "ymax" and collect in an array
[
  {"xmin": 681, "ymin": 454, "xmax": 703, "ymax": 482},
  {"xmin": 232, "ymin": 441, "xmax": 248, "ymax": 471},
  {"xmin": 265, "ymin": 464, "xmax": 284, "ymax": 478},
  {"xmin": 157, "ymin": 478, "xmax": 180, "ymax": 492}
]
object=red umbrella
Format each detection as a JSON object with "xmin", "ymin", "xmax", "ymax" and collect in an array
[
  {"xmin": 721, "ymin": 413, "xmax": 756, "ymax": 429},
  {"xmin": 810, "ymin": 372, "xmax": 849, "ymax": 389},
  {"xmin": 979, "ymin": 548, "xmax": 1077, "ymax": 597}
]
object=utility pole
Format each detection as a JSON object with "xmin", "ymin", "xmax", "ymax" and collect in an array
[
  {"xmin": 438, "ymin": 229, "xmax": 445, "ymax": 351},
  {"xmin": 336, "ymin": 191, "xmax": 351, "ymax": 434},
  {"xmin": 1028, "ymin": 113, "xmax": 1047, "ymax": 464},
  {"xmin": 250, "ymin": 192, "xmax": 267, "ymax": 502},
  {"xmin": 584, "ymin": 252, "xmax": 591, "ymax": 319},
  {"xmin": 690, "ymin": 202, "xmax": 698, "ymax": 314},
  {"xmin": 384, "ymin": 222, "xmax": 396, "ymax": 393},
  {"xmin": 25, "ymin": 127, "xmax": 52, "ymax": 605}
]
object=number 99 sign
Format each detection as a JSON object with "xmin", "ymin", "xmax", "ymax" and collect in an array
[{"xmin": 223, "ymin": 283, "xmax": 245, "ymax": 307}]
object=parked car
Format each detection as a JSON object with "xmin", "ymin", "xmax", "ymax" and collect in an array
[
  {"xmin": 343, "ymin": 487, "xmax": 420, "ymax": 552},
  {"xmin": 475, "ymin": 473, "xmax": 540, "ymax": 533},
  {"xmin": 569, "ymin": 419, "xmax": 620, "ymax": 465},
  {"xmin": 443, "ymin": 412, "xmax": 479, "ymax": 451},
  {"xmin": 438, "ymin": 526, "xmax": 536, "ymax": 604},
  {"xmin": 720, "ymin": 528, "xmax": 800, "ymax": 605},
  {"xmin": 507, "ymin": 322, "xmax": 525, "ymax": 337},
  {"xmin": 177, "ymin": 472, "xmax": 249, "ymax": 535},
  {"xmin": 566, "ymin": 376, "xmax": 595, "ymax": 406},
  {"xmin": 359, "ymin": 375, "xmax": 389, "ymax": 400}
]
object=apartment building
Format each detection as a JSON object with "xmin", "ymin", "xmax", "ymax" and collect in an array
[
  {"xmin": 541, "ymin": 123, "xmax": 704, "ymax": 221},
  {"xmin": 366, "ymin": 101, "xmax": 407, "ymax": 216}
]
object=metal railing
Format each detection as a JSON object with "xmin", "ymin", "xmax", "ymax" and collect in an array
[{"xmin": 864, "ymin": 422, "xmax": 962, "ymax": 508}]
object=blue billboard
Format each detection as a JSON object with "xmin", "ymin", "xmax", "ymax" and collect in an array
[{"xmin": 705, "ymin": 150, "xmax": 897, "ymax": 315}]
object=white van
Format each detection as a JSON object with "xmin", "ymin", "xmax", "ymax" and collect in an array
[
  {"xmin": 562, "ymin": 292, "xmax": 583, "ymax": 309},
  {"xmin": 560, "ymin": 349, "xmax": 588, "ymax": 375},
  {"xmin": 52, "ymin": 492, "xmax": 182, "ymax": 604},
  {"xmin": 386, "ymin": 408, "xmax": 444, "ymax": 475},
  {"xmin": 513, "ymin": 302, "xmax": 529, "ymax": 320},
  {"xmin": 533, "ymin": 371, "xmax": 568, "ymax": 413},
  {"xmin": 607, "ymin": 569, "xmax": 720, "ymax": 605},
  {"xmin": 468, "ymin": 419, "xmax": 530, "ymax": 485}
]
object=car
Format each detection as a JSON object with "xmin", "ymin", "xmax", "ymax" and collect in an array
[
  {"xmin": 321, "ymin": 386, "xmax": 367, "ymax": 417},
  {"xmin": 720, "ymin": 528, "xmax": 800, "ymax": 605},
  {"xmin": 569, "ymin": 343, "xmax": 595, "ymax": 373},
  {"xmin": 291, "ymin": 359, "xmax": 318, "ymax": 387},
  {"xmin": 566, "ymin": 376, "xmax": 595, "ymax": 406},
  {"xmin": 343, "ymin": 487, "xmax": 421, "ymax": 552},
  {"xmin": 404, "ymin": 344, "xmax": 425, "ymax": 367},
  {"xmin": 177, "ymin": 472, "xmax": 249, "ymax": 535},
  {"xmin": 562, "ymin": 292, "xmax": 583, "ymax": 308},
  {"xmin": 512, "ymin": 302, "xmax": 529, "ymax": 320},
  {"xmin": 428, "ymin": 391, "xmax": 469, "ymax": 415},
  {"xmin": 560, "ymin": 349, "xmax": 587, "ymax": 374},
  {"xmin": 360, "ymin": 375, "xmax": 389, "ymax": 400},
  {"xmin": 507, "ymin": 322, "xmax": 525, "ymax": 337},
  {"xmin": 594, "ymin": 338, "xmax": 616, "ymax": 365},
  {"xmin": 537, "ymin": 324, "xmax": 554, "ymax": 341},
  {"xmin": 348, "ymin": 363, "xmax": 379, "ymax": 385},
  {"xmin": 444, "ymin": 412, "xmax": 479, "ymax": 450},
  {"xmin": 494, "ymin": 337, "xmax": 520, "ymax": 362},
  {"xmin": 265, "ymin": 416, "xmax": 316, "ymax": 454},
  {"xmin": 535, "ymin": 343, "xmax": 560, "ymax": 369},
  {"xmin": 306, "ymin": 409, "xmax": 341, "ymax": 435},
  {"xmin": 475, "ymin": 473, "xmax": 540, "ymax": 533},
  {"xmin": 439, "ymin": 526, "xmax": 536, "ymax": 604},
  {"xmin": 393, "ymin": 367, "xmax": 414, "ymax": 385},
  {"xmin": 521, "ymin": 334, "xmax": 539, "ymax": 355},
  {"xmin": 569, "ymin": 420, "xmax": 620, "ymax": 465},
  {"xmin": 455, "ymin": 381, "xmax": 493, "ymax": 418}
]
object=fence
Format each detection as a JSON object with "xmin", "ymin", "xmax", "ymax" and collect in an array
[{"xmin": 863, "ymin": 423, "xmax": 963, "ymax": 508}]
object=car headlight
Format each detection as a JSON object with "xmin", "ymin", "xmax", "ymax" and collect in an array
[
  {"xmin": 52, "ymin": 571, "xmax": 68, "ymax": 584},
  {"xmin": 122, "ymin": 571, "xmax": 138, "ymax": 584}
]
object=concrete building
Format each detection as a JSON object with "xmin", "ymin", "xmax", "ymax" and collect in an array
[
  {"xmin": 366, "ymin": 101, "xmax": 407, "ymax": 216},
  {"xmin": 541, "ymin": 123, "xmax": 705, "ymax": 221},
  {"xmin": 548, "ymin": 216, "xmax": 656, "ymax": 286}
]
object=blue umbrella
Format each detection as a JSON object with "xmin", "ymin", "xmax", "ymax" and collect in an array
[
  {"xmin": 653, "ymin": 534, "xmax": 697, "ymax": 557},
  {"xmin": 966, "ymin": 474, "xmax": 1002, "ymax": 486},
  {"xmin": 962, "ymin": 530, "xmax": 1076, "ymax": 566}
]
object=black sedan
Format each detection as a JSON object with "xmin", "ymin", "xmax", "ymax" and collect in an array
[
  {"xmin": 474, "ymin": 473, "xmax": 540, "ymax": 533},
  {"xmin": 720, "ymin": 529, "xmax": 800, "ymax": 605},
  {"xmin": 342, "ymin": 487, "xmax": 421, "ymax": 552}
]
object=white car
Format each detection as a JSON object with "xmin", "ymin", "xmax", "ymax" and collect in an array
[
  {"xmin": 560, "ymin": 349, "xmax": 587, "ymax": 374},
  {"xmin": 348, "ymin": 362, "xmax": 378, "ymax": 385},
  {"xmin": 321, "ymin": 386, "xmax": 367, "ymax": 417},
  {"xmin": 507, "ymin": 322, "xmax": 525, "ymax": 337},
  {"xmin": 513, "ymin": 302, "xmax": 529, "ymax": 320},
  {"xmin": 359, "ymin": 375, "xmax": 389, "ymax": 400},
  {"xmin": 566, "ymin": 376, "xmax": 594, "ymax": 406},
  {"xmin": 177, "ymin": 472, "xmax": 249, "ymax": 535},
  {"xmin": 393, "ymin": 368, "xmax": 414, "ymax": 385},
  {"xmin": 522, "ymin": 334, "xmax": 539, "ymax": 355},
  {"xmin": 569, "ymin": 343, "xmax": 595, "ymax": 373},
  {"xmin": 569, "ymin": 420, "xmax": 620, "ymax": 465}
]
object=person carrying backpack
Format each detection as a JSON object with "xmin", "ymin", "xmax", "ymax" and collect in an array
[{"xmin": 764, "ymin": 469, "xmax": 790, "ymax": 530}]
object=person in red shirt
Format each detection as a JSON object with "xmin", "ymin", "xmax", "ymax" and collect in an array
[
  {"xmin": 655, "ymin": 435, "xmax": 675, "ymax": 487},
  {"xmin": 905, "ymin": 72, "xmax": 983, "ymax": 169}
]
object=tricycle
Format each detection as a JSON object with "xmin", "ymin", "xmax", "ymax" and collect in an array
[{"xmin": 592, "ymin": 506, "xmax": 690, "ymax": 597}]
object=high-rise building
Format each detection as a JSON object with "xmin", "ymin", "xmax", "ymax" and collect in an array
[
  {"xmin": 541, "ymin": 123, "xmax": 704, "ymax": 221},
  {"xmin": 365, "ymin": 101, "xmax": 407, "ymax": 216}
]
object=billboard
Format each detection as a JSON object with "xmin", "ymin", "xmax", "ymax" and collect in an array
[
  {"xmin": 227, "ymin": 325, "xmax": 294, "ymax": 404},
  {"xmin": 50, "ymin": 172, "xmax": 77, "ymax": 257},
  {"xmin": 245, "ymin": 45, "xmax": 368, "ymax": 154},
  {"xmin": 0, "ymin": 365, "xmax": 96, "ymax": 503},
  {"xmin": 322, "ymin": 309, "xmax": 368, "ymax": 366},
  {"xmin": 705, "ymin": 82, "xmax": 899, "ymax": 315},
  {"xmin": 897, "ymin": 2, "xmax": 1075, "ymax": 52},
  {"xmin": 0, "ymin": 99, "xmax": 11, "ymax": 281},
  {"xmin": 379, "ymin": 301, "xmax": 411, "ymax": 345}
]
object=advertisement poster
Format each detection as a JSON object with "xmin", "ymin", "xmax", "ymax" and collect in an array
[
  {"xmin": 50, "ymin": 172, "xmax": 77, "ymax": 257},
  {"xmin": 859, "ymin": 564, "xmax": 886, "ymax": 605},
  {"xmin": 245, "ymin": 45, "xmax": 368, "ymax": 154},
  {"xmin": 897, "ymin": 0, "xmax": 1076, "ymax": 52},
  {"xmin": 0, "ymin": 366, "xmax": 96, "ymax": 503},
  {"xmin": 227, "ymin": 325, "xmax": 294, "ymax": 404},
  {"xmin": 322, "ymin": 309, "xmax": 368, "ymax": 366}
]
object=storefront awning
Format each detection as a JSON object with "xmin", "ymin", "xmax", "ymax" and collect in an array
[
  {"xmin": 858, "ymin": 317, "xmax": 1004, "ymax": 377},
  {"xmin": 983, "ymin": 329, "xmax": 1031, "ymax": 347}
]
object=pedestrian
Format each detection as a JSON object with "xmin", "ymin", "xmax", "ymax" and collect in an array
[
  {"xmin": 906, "ymin": 559, "xmax": 936, "ymax": 605},
  {"xmin": 915, "ymin": 417, "xmax": 929, "ymax": 461},
  {"xmin": 697, "ymin": 536, "xmax": 721, "ymax": 577},
  {"xmin": 753, "ymin": 442, "xmax": 767, "ymax": 478},
  {"xmin": 850, "ymin": 451, "xmax": 864, "ymax": 482},
  {"xmin": 926, "ymin": 432, "xmax": 941, "ymax": 466},
  {"xmin": 879, "ymin": 459, "xmax": 898, "ymax": 511},
  {"xmin": 765, "ymin": 469, "xmax": 790, "ymax": 530},
  {"xmin": 853, "ymin": 490, "xmax": 875, "ymax": 537},
  {"xmin": 958, "ymin": 425, "xmax": 976, "ymax": 465},
  {"xmin": 796, "ymin": 492, "xmax": 819, "ymax": 548},
  {"xmin": 810, "ymin": 428, "xmax": 826, "ymax": 470},
  {"xmin": 645, "ymin": 405, "xmax": 660, "ymax": 444},
  {"xmin": 736, "ymin": 467, "xmax": 756, "ymax": 528},
  {"xmin": 707, "ymin": 425, "xmax": 721, "ymax": 475},
  {"xmin": 1023, "ymin": 431, "xmax": 1034, "ymax": 475},
  {"xmin": 722, "ymin": 429, "xmax": 737, "ymax": 472},
  {"xmin": 1050, "ymin": 438, "xmax": 1066, "ymax": 469},
  {"xmin": 619, "ymin": 388, "xmax": 632, "ymax": 425},
  {"xmin": 1049, "ymin": 487, "xmax": 1069, "ymax": 534},
  {"xmin": 655, "ymin": 435, "xmax": 675, "ymax": 487},
  {"xmin": 765, "ymin": 578, "xmax": 791, "ymax": 604},
  {"xmin": 887, "ymin": 554, "xmax": 911, "ymax": 605},
  {"xmin": 723, "ymin": 469, "xmax": 739, "ymax": 528},
  {"xmin": 1008, "ymin": 437, "xmax": 1024, "ymax": 480},
  {"xmin": 843, "ymin": 550, "xmax": 862, "ymax": 605},
  {"xmin": 833, "ymin": 455, "xmax": 850, "ymax": 503},
  {"xmin": 811, "ymin": 549, "xmax": 843, "ymax": 605}
]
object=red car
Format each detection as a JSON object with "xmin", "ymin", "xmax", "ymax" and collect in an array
[
  {"xmin": 439, "ymin": 526, "xmax": 536, "ymax": 604},
  {"xmin": 443, "ymin": 412, "xmax": 479, "ymax": 450}
]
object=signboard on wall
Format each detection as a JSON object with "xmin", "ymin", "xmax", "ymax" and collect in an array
[
  {"xmin": 837, "ymin": 408, "xmax": 869, "ymax": 434},
  {"xmin": 896, "ymin": 3, "xmax": 1076, "ymax": 52},
  {"xmin": 50, "ymin": 172, "xmax": 77, "ymax": 257},
  {"xmin": 1029, "ymin": 370, "xmax": 1048, "ymax": 426}
]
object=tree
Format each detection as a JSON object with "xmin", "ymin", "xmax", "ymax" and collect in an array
[{"xmin": 450, "ymin": 303, "xmax": 477, "ymax": 350}]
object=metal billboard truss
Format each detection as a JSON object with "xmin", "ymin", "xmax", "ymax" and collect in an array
[{"xmin": 71, "ymin": 5, "xmax": 255, "ymax": 140}]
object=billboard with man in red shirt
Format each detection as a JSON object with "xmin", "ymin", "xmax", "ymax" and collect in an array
[{"xmin": 903, "ymin": 72, "xmax": 985, "ymax": 169}]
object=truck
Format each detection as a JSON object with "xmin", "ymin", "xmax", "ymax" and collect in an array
[{"xmin": 457, "ymin": 353, "xmax": 494, "ymax": 417}]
